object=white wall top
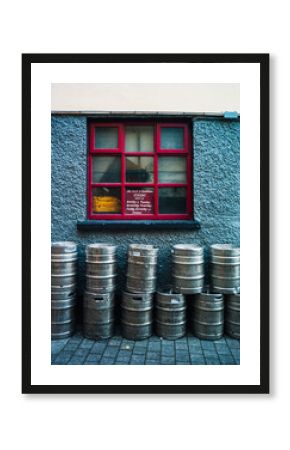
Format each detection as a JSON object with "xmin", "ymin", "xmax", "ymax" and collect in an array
[{"xmin": 51, "ymin": 83, "xmax": 240, "ymax": 114}]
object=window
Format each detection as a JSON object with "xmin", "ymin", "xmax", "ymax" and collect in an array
[{"xmin": 88, "ymin": 121, "xmax": 192, "ymax": 220}]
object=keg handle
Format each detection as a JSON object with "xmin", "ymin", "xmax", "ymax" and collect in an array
[
  {"xmin": 94, "ymin": 297, "xmax": 103, "ymax": 301},
  {"xmin": 132, "ymin": 296, "xmax": 143, "ymax": 301}
]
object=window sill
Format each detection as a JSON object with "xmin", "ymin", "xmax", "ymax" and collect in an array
[{"xmin": 77, "ymin": 220, "xmax": 201, "ymax": 231}]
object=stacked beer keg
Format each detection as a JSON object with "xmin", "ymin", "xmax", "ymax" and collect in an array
[
  {"xmin": 224, "ymin": 290, "xmax": 240, "ymax": 339},
  {"xmin": 51, "ymin": 242, "xmax": 78, "ymax": 340},
  {"xmin": 171, "ymin": 244, "xmax": 205, "ymax": 294},
  {"xmin": 121, "ymin": 244, "xmax": 158, "ymax": 340},
  {"xmin": 181, "ymin": 244, "xmax": 240, "ymax": 340},
  {"xmin": 210, "ymin": 244, "xmax": 240, "ymax": 339},
  {"xmin": 155, "ymin": 244, "xmax": 204, "ymax": 341},
  {"xmin": 83, "ymin": 243, "xmax": 117, "ymax": 340},
  {"xmin": 50, "ymin": 240, "xmax": 240, "ymax": 342},
  {"xmin": 210, "ymin": 244, "xmax": 240, "ymax": 294},
  {"xmin": 189, "ymin": 289, "xmax": 225, "ymax": 340},
  {"xmin": 155, "ymin": 288, "xmax": 187, "ymax": 340}
]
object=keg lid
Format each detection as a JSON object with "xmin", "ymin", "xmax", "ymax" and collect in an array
[
  {"xmin": 51, "ymin": 241, "xmax": 77, "ymax": 253},
  {"xmin": 172, "ymin": 244, "xmax": 203, "ymax": 256},
  {"xmin": 173, "ymin": 244, "xmax": 202, "ymax": 250},
  {"xmin": 210, "ymin": 244, "xmax": 240, "ymax": 257},
  {"xmin": 128, "ymin": 244, "xmax": 158, "ymax": 251},
  {"xmin": 128, "ymin": 244, "xmax": 158, "ymax": 257},
  {"xmin": 86, "ymin": 243, "xmax": 117, "ymax": 253}
]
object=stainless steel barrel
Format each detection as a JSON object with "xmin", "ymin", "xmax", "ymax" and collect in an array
[
  {"xmin": 83, "ymin": 291, "xmax": 115, "ymax": 340},
  {"xmin": 210, "ymin": 244, "xmax": 240, "ymax": 294},
  {"xmin": 126, "ymin": 244, "xmax": 158, "ymax": 294},
  {"xmin": 51, "ymin": 242, "xmax": 78, "ymax": 339},
  {"xmin": 51, "ymin": 241, "xmax": 78, "ymax": 294},
  {"xmin": 121, "ymin": 291, "xmax": 153, "ymax": 340},
  {"xmin": 225, "ymin": 292, "xmax": 240, "ymax": 339},
  {"xmin": 189, "ymin": 291, "xmax": 224, "ymax": 340},
  {"xmin": 51, "ymin": 295, "xmax": 76, "ymax": 339},
  {"xmin": 155, "ymin": 288, "xmax": 186, "ymax": 340},
  {"xmin": 172, "ymin": 244, "xmax": 204, "ymax": 294},
  {"xmin": 85, "ymin": 243, "xmax": 117, "ymax": 293}
]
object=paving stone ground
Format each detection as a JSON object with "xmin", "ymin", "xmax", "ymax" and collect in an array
[{"xmin": 51, "ymin": 330, "xmax": 240, "ymax": 365}]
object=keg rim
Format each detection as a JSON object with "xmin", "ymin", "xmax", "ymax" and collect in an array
[
  {"xmin": 51, "ymin": 241, "xmax": 77, "ymax": 251},
  {"xmin": 210, "ymin": 243, "xmax": 240, "ymax": 251},
  {"xmin": 156, "ymin": 286, "xmax": 184, "ymax": 296},
  {"xmin": 128, "ymin": 244, "xmax": 158, "ymax": 251},
  {"xmin": 173, "ymin": 243, "xmax": 203, "ymax": 251},
  {"xmin": 122, "ymin": 290, "xmax": 153, "ymax": 298},
  {"xmin": 86, "ymin": 243, "xmax": 117, "ymax": 250},
  {"xmin": 197, "ymin": 289, "xmax": 224, "ymax": 299}
]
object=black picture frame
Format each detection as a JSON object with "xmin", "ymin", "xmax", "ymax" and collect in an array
[{"xmin": 22, "ymin": 53, "xmax": 269, "ymax": 394}]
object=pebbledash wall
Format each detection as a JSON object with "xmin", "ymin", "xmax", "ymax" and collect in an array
[{"xmin": 51, "ymin": 115, "xmax": 240, "ymax": 296}]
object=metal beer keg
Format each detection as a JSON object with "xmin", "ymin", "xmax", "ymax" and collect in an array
[
  {"xmin": 83, "ymin": 291, "xmax": 115, "ymax": 340},
  {"xmin": 155, "ymin": 288, "xmax": 186, "ymax": 340},
  {"xmin": 121, "ymin": 291, "xmax": 154, "ymax": 340},
  {"xmin": 126, "ymin": 244, "xmax": 158, "ymax": 294},
  {"xmin": 225, "ymin": 291, "xmax": 240, "ymax": 339},
  {"xmin": 51, "ymin": 242, "xmax": 78, "ymax": 340},
  {"xmin": 172, "ymin": 244, "xmax": 204, "ymax": 294},
  {"xmin": 189, "ymin": 290, "xmax": 224, "ymax": 340},
  {"xmin": 210, "ymin": 244, "xmax": 240, "ymax": 294},
  {"xmin": 85, "ymin": 243, "xmax": 117, "ymax": 293}
]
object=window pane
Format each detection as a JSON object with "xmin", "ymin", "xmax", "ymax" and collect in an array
[
  {"xmin": 92, "ymin": 155, "xmax": 121, "ymax": 182},
  {"xmin": 125, "ymin": 126, "xmax": 154, "ymax": 152},
  {"xmin": 92, "ymin": 187, "xmax": 121, "ymax": 213},
  {"xmin": 95, "ymin": 127, "xmax": 118, "ymax": 148},
  {"xmin": 126, "ymin": 188, "xmax": 154, "ymax": 215},
  {"xmin": 126, "ymin": 156, "xmax": 154, "ymax": 182},
  {"xmin": 158, "ymin": 187, "xmax": 187, "ymax": 214},
  {"xmin": 158, "ymin": 156, "xmax": 187, "ymax": 183},
  {"xmin": 160, "ymin": 127, "xmax": 184, "ymax": 149}
]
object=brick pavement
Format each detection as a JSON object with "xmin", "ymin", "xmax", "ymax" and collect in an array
[{"xmin": 51, "ymin": 330, "xmax": 240, "ymax": 365}]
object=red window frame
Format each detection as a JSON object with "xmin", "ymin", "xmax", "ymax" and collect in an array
[{"xmin": 88, "ymin": 121, "xmax": 192, "ymax": 220}]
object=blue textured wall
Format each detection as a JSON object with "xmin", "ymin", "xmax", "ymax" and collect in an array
[{"xmin": 51, "ymin": 116, "xmax": 240, "ymax": 292}]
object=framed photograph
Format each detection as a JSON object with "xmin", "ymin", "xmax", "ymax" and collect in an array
[{"xmin": 22, "ymin": 53, "xmax": 269, "ymax": 394}]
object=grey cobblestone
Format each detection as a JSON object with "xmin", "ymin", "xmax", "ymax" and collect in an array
[
  {"xmin": 161, "ymin": 356, "xmax": 175, "ymax": 365},
  {"xmin": 130, "ymin": 354, "xmax": 146, "ymax": 365},
  {"xmin": 133, "ymin": 346, "xmax": 147, "ymax": 355},
  {"xmin": 102, "ymin": 347, "xmax": 119, "ymax": 358},
  {"xmin": 51, "ymin": 340, "xmax": 69, "ymax": 355},
  {"xmin": 52, "ymin": 333, "xmax": 240, "ymax": 365},
  {"xmin": 65, "ymin": 342, "xmax": 81, "ymax": 351},
  {"xmin": 107, "ymin": 337, "xmax": 122, "ymax": 346},
  {"xmin": 100, "ymin": 357, "xmax": 116, "ymax": 365},
  {"xmin": 146, "ymin": 351, "xmax": 160, "ymax": 361},
  {"xmin": 205, "ymin": 357, "xmax": 221, "ymax": 365},
  {"xmin": 90, "ymin": 342, "xmax": 107, "ymax": 354},
  {"xmin": 215, "ymin": 344, "xmax": 231, "ymax": 355},
  {"xmin": 200, "ymin": 341, "xmax": 216, "ymax": 350},
  {"xmin": 84, "ymin": 354, "xmax": 102, "ymax": 365},
  {"xmin": 79, "ymin": 339, "xmax": 95, "ymax": 350},
  {"xmin": 69, "ymin": 355, "xmax": 88, "ymax": 365},
  {"xmin": 219, "ymin": 354, "xmax": 236, "ymax": 365},
  {"xmin": 52, "ymin": 351, "xmax": 73, "ymax": 365},
  {"xmin": 148, "ymin": 341, "xmax": 161, "ymax": 351}
]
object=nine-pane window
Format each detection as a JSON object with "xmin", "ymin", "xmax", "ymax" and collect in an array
[{"xmin": 88, "ymin": 122, "xmax": 192, "ymax": 220}]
